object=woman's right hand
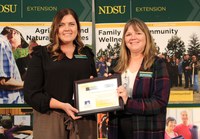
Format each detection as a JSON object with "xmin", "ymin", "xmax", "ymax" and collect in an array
[
  {"xmin": 62, "ymin": 103, "xmax": 82, "ymax": 120},
  {"xmin": 117, "ymin": 85, "xmax": 128, "ymax": 104},
  {"xmin": 50, "ymin": 98, "xmax": 81, "ymax": 120}
]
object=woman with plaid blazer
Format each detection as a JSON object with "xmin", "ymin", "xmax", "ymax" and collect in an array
[{"xmin": 108, "ymin": 18, "xmax": 170, "ymax": 139}]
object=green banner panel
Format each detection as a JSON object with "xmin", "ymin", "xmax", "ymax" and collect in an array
[
  {"xmin": 132, "ymin": 0, "xmax": 200, "ymax": 22},
  {"xmin": 0, "ymin": 0, "xmax": 92, "ymax": 21},
  {"xmin": 95, "ymin": 0, "xmax": 130, "ymax": 23}
]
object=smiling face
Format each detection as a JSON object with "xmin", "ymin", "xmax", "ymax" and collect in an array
[
  {"xmin": 181, "ymin": 111, "xmax": 189, "ymax": 124},
  {"xmin": 58, "ymin": 14, "xmax": 78, "ymax": 45},
  {"xmin": 167, "ymin": 120, "xmax": 176, "ymax": 131},
  {"xmin": 124, "ymin": 25, "xmax": 146, "ymax": 55}
]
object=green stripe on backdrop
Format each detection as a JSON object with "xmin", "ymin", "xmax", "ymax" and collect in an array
[
  {"xmin": 95, "ymin": 0, "xmax": 200, "ymax": 23},
  {"xmin": 132, "ymin": 0, "xmax": 200, "ymax": 22},
  {"xmin": 0, "ymin": 0, "xmax": 92, "ymax": 21}
]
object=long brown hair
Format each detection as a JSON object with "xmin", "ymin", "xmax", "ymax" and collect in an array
[
  {"xmin": 114, "ymin": 18, "xmax": 157, "ymax": 73},
  {"xmin": 47, "ymin": 8, "xmax": 84, "ymax": 60}
]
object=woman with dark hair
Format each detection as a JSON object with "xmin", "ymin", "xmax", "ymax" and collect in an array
[
  {"xmin": 23, "ymin": 8, "xmax": 97, "ymax": 139},
  {"xmin": 165, "ymin": 117, "xmax": 178, "ymax": 139},
  {"xmin": 0, "ymin": 119, "xmax": 22, "ymax": 139}
]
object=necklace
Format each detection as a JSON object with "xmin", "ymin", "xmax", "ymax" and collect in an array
[{"xmin": 123, "ymin": 70, "xmax": 129, "ymax": 88}]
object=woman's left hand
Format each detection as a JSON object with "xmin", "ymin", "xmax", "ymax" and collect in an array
[{"xmin": 117, "ymin": 85, "xmax": 128, "ymax": 104}]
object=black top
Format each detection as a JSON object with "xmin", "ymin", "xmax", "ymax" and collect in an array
[
  {"xmin": 23, "ymin": 45, "xmax": 97, "ymax": 113},
  {"xmin": 182, "ymin": 59, "xmax": 191, "ymax": 73},
  {"xmin": 16, "ymin": 54, "xmax": 31, "ymax": 81}
]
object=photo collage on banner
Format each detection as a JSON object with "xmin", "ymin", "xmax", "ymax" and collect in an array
[
  {"xmin": 95, "ymin": 0, "xmax": 200, "ymax": 139},
  {"xmin": 0, "ymin": 0, "xmax": 93, "ymax": 138},
  {"xmin": 166, "ymin": 107, "xmax": 200, "ymax": 139},
  {"xmin": 0, "ymin": 108, "xmax": 33, "ymax": 139}
]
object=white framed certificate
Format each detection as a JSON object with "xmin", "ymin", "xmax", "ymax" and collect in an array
[{"xmin": 74, "ymin": 74, "xmax": 124, "ymax": 115}]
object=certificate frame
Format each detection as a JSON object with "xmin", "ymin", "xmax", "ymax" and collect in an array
[{"xmin": 74, "ymin": 74, "xmax": 124, "ymax": 116}]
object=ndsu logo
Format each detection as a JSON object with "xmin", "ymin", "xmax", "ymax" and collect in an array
[
  {"xmin": 0, "ymin": 4, "xmax": 17, "ymax": 13},
  {"xmin": 98, "ymin": 5, "xmax": 126, "ymax": 14}
]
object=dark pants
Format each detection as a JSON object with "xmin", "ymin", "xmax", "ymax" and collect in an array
[
  {"xmin": 184, "ymin": 72, "xmax": 189, "ymax": 88},
  {"xmin": 178, "ymin": 74, "xmax": 182, "ymax": 86}
]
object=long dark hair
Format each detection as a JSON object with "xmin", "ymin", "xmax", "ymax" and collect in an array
[{"xmin": 47, "ymin": 8, "xmax": 84, "ymax": 60}]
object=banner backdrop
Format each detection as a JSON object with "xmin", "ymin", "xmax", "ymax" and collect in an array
[
  {"xmin": 0, "ymin": 0, "xmax": 93, "ymax": 105},
  {"xmin": 95, "ymin": 0, "xmax": 200, "ymax": 138},
  {"xmin": 0, "ymin": 0, "xmax": 200, "ymax": 139},
  {"xmin": 0, "ymin": 0, "xmax": 92, "ymax": 138},
  {"xmin": 0, "ymin": 0, "xmax": 93, "ymax": 45},
  {"xmin": 95, "ymin": 0, "xmax": 200, "ymax": 104},
  {"xmin": 0, "ymin": 0, "xmax": 92, "ymax": 21},
  {"xmin": 166, "ymin": 107, "xmax": 200, "ymax": 139}
]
